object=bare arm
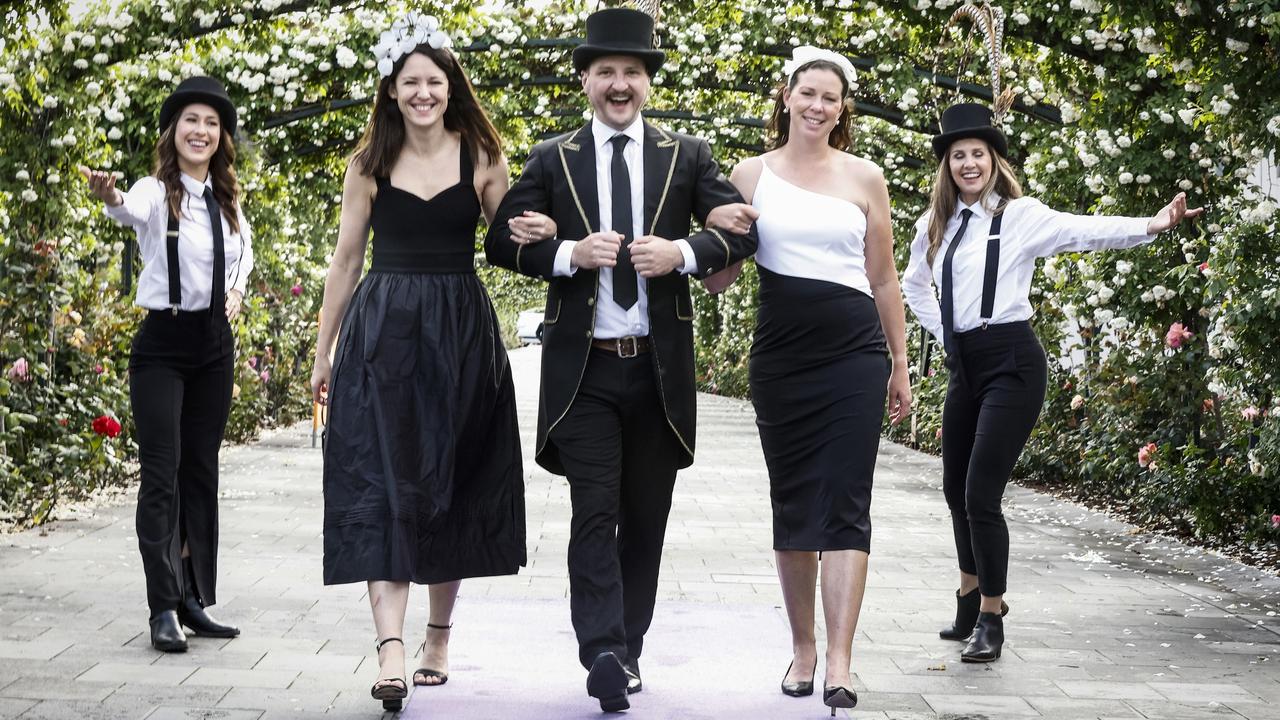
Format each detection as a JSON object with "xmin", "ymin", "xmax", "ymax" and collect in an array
[
  {"xmin": 311, "ymin": 162, "xmax": 375, "ymax": 404},
  {"xmin": 861, "ymin": 162, "xmax": 912, "ymax": 424}
]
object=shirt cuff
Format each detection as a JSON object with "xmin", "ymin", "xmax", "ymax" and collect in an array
[
  {"xmin": 1127, "ymin": 217, "xmax": 1155, "ymax": 239},
  {"xmin": 103, "ymin": 196, "xmax": 136, "ymax": 225},
  {"xmin": 553, "ymin": 240, "xmax": 578, "ymax": 277},
  {"xmin": 674, "ymin": 239, "xmax": 698, "ymax": 275}
]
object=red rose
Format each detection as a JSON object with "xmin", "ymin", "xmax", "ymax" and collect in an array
[{"xmin": 92, "ymin": 415, "xmax": 121, "ymax": 438}]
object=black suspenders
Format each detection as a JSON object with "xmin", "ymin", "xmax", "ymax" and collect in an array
[{"xmin": 978, "ymin": 211, "xmax": 1004, "ymax": 329}]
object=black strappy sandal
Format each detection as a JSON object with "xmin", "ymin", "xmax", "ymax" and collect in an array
[
  {"xmin": 412, "ymin": 622, "xmax": 452, "ymax": 687},
  {"xmin": 371, "ymin": 637, "xmax": 408, "ymax": 711}
]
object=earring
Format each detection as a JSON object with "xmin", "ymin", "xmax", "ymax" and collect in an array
[{"xmin": 783, "ymin": 107, "xmax": 790, "ymax": 114}]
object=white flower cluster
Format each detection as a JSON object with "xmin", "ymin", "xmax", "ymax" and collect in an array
[{"xmin": 371, "ymin": 13, "xmax": 451, "ymax": 78}]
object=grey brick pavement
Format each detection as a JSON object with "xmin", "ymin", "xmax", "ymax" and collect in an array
[{"xmin": 0, "ymin": 346, "xmax": 1277, "ymax": 719}]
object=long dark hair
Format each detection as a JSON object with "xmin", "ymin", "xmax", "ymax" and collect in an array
[
  {"xmin": 351, "ymin": 45, "xmax": 502, "ymax": 177},
  {"xmin": 152, "ymin": 118, "xmax": 242, "ymax": 235},
  {"xmin": 765, "ymin": 60, "xmax": 854, "ymax": 151}
]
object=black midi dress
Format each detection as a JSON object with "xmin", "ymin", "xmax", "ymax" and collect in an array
[{"xmin": 322, "ymin": 144, "xmax": 526, "ymax": 585}]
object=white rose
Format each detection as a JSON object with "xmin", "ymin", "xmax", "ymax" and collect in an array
[
  {"xmin": 107, "ymin": 127, "xmax": 122, "ymax": 140},
  {"xmin": 21, "ymin": 189, "xmax": 37, "ymax": 202},
  {"xmin": 1225, "ymin": 38, "xmax": 1249, "ymax": 53},
  {"xmin": 1177, "ymin": 108, "xmax": 1197, "ymax": 125},
  {"xmin": 1179, "ymin": 179, "xmax": 1194, "ymax": 190},
  {"xmin": 93, "ymin": 52, "xmax": 108, "ymax": 64},
  {"xmin": 16, "ymin": 169, "xmax": 29, "ymax": 180},
  {"xmin": 1137, "ymin": 174, "xmax": 1151, "ymax": 184},
  {"xmin": 43, "ymin": 96, "xmax": 58, "ymax": 109},
  {"xmin": 1162, "ymin": 149, "xmax": 1176, "ymax": 160},
  {"xmin": 1119, "ymin": 172, "xmax": 1133, "ymax": 184},
  {"xmin": 1212, "ymin": 99, "xmax": 1231, "ymax": 116},
  {"xmin": 335, "ymin": 46, "xmax": 357, "ymax": 69},
  {"xmin": 73, "ymin": 59, "xmax": 89, "ymax": 70},
  {"xmin": 46, "ymin": 173, "xmax": 60, "ymax": 184}
]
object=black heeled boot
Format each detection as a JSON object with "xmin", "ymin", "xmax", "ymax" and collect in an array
[
  {"xmin": 940, "ymin": 589, "xmax": 1010, "ymax": 641},
  {"xmin": 177, "ymin": 559, "xmax": 240, "ymax": 638},
  {"xmin": 150, "ymin": 610, "xmax": 188, "ymax": 652},
  {"xmin": 960, "ymin": 611, "xmax": 1004, "ymax": 662}
]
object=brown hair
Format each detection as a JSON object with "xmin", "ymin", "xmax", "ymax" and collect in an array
[
  {"xmin": 351, "ymin": 45, "xmax": 502, "ymax": 177},
  {"xmin": 925, "ymin": 142, "xmax": 1023, "ymax": 265},
  {"xmin": 764, "ymin": 60, "xmax": 854, "ymax": 151},
  {"xmin": 153, "ymin": 117, "xmax": 241, "ymax": 235}
]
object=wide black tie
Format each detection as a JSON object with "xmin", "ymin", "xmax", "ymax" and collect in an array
[
  {"xmin": 940, "ymin": 208, "xmax": 973, "ymax": 357},
  {"xmin": 609, "ymin": 134, "xmax": 638, "ymax": 310},
  {"xmin": 203, "ymin": 187, "xmax": 226, "ymax": 318}
]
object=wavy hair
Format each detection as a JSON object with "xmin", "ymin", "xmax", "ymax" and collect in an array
[
  {"xmin": 351, "ymin": 45, "xmax": 502, "ymax": 177},
  {"xmin": 764, "ymin": 60, "xmax": 854, "ymax": 151},
  {"xmin": 152, "ymin": 120, "xmax": 241, "ymax": 235},
  {"xmin": 925, "ymin": 143, "xmax": 1022, "ymax": 265}
]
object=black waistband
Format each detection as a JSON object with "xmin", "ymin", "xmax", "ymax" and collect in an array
[
  {"xmin": 954, "ymin": 320, "xmax": 1037, "ymax": 346},
  {"xmin": 145, "ymin": 308, "xmax": 224, "ymax": 321},
  {"xmin": 369, "ymin": 251, "xmax": 475, "ymax": 274}
]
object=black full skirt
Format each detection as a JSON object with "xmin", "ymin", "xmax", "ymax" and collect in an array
[
  {"xmin": 322, "ymin": 271, "xmax": 526, "ymax": 585},
  {"xmin": 749, "ymin": 267, "xmax": 889, "ymax": 552}
]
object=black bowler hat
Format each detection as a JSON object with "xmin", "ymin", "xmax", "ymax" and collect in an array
[
  {"xmin": 931, "ymin": 102, "xmax": 1007, "ymax": 159},
  {"xmin": 572, "ymin": 8, "xmax": 665, "ymax": 76},
  {"xmin": 158, "ymin": 76, "xmax": 238, "ymax": 136}
]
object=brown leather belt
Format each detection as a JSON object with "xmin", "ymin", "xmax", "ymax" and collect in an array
[{"xmin": 591, "ymin": 335, "xmax": 651, "ymax": 358}]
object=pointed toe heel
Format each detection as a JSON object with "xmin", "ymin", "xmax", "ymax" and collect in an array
[{"xmin": 779, "ymin": 659, "xmax": 815, "ymax": 697}]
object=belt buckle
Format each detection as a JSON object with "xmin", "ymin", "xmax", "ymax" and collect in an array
[
  {"xmin": 981, "ymin": 320, "xmax": 989, "ymax": 330},
  {"xmin": 617, "ymin": 335, "xmax": 638, "ymax": 358},
  {"xmin": 171, "ymin": 305, "xmax": 179, "ymax": 317}
]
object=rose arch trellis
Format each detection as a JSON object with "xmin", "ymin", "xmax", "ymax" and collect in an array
[{"xmin": 2, "ymin": 1, "xmax": 1279, "ymax": 558}]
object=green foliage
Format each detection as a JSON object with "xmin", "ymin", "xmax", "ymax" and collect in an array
[{"xmin": 1, "ymin": 1, "xmax": 1278, "ymax": 556}]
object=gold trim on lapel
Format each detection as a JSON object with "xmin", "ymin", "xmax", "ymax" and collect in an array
[
  {"xmin": 557, "ymin": 126, "xmax": 598, "ymax": 237},
  {"xmin": 707, "ymin": 228, "xmax": 731, "ymax": 269},
  {"xmin": 644, "ymin": 123, "xmax": 679, "ymax": 235}
]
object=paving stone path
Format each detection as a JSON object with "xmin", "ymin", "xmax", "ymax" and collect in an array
[{"xmin": 1, "ymin": 346, "xmax": 1277, "ymax": 719}]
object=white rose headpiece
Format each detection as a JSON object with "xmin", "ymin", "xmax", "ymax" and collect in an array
[
  {"xmin": 371, "ymin": 12, "xmax": 453, "ymax": 78},
  {"xmin": 782, "ymin": 45, "xmax": 858, "ymax": 89}
]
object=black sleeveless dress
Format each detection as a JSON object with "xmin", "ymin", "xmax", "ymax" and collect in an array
[{"xmin": 322, "ymin": 144, "xmax": 526, "ymax": 585}]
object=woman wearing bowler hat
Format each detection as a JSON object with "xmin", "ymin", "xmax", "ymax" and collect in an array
[
  {"xmin": 81, "ymin": 76, "xmax": 252, "ymax": 653},
  {"xmin": 902, "ymin": 102, "xmax": 1201, "ymax": 662}
]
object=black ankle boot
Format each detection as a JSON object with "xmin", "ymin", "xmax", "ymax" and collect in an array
[
  {"xmin": 961, "ymin": 611, "xmax": 1004, "ymax": 662},
  {"xmin": 150, "ymin": 610, "xmax": 188, "ymax": 652},
  {"xmin": 177, "ymin": 559, "xmax": 240, "ymax": 638},
  {"xmin": 940, "ymin": 589, "xmax": 1011, "ymax": 641}
]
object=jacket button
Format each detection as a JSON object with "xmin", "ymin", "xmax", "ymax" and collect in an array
[
  {"xmin": 587, "ymin": 297, "xmax": 595, "ymax": 306},
  {"xmin": 585, "ymin": 330, "xmax": 592, "ymax": 338}
]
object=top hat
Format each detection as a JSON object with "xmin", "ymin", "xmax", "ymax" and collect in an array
[
  {"xmin": 572, "ymin": 8, "xmax": 665, "ymax": 76},
  {"xmin": 931, "ymin": 102, "xmax": 1007, "ymax": 159},
  {"xmin": 158, "ymin": 76, "xmax": 238, "ymax": 136}
]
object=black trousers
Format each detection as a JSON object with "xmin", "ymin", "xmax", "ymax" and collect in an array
[
  {"xmin": 549, "ymin": 348, "xmax": 682, "ymax": 669},
  {"xmin": 130, "ymin": 310, "xmax": 234, "ymax": 618},
  {"xmin": 941, "ymin": 321, "xmax": 1047, "ymax": 598}
]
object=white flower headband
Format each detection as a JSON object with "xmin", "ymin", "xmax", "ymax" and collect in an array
[
  {"xmin": 371, "ymin": 12, "xmax": 453, "ymax": 78},
  {"xmin": 782, "ymin": 45, "xmax": 858, "ymax": 89}
]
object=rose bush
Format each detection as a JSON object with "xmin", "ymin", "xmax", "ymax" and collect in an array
[{"xmin": 1, "ymin": 1, "xmax": 1276, "ymax": 559}]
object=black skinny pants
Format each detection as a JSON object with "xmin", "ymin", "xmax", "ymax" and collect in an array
[
  {"xmin": 548, "ymin": 348, "xmax": 682, "ymax": 670},
  {"xmin": 130, "ymin": 310, "xmax": 233, "ymax": 617},
  {"xmin": 941, "ymin": 321, "xmax": 1047, "ymax": 598}
]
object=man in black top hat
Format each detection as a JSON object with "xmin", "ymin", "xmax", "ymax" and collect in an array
[{"xmin": 486, "ymin": 6, "xmax": 757, "ymax": 713}]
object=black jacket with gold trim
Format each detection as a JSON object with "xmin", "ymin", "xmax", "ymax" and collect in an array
[{"xmin": 485, "ymin": 121, "xmax": 757, "ymax": 475}]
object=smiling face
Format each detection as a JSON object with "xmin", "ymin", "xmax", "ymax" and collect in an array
[
  {"xmin": 390, "ymin": 52, "xmax": 449, "ymax": 128},
  {"xmin": 582, "ymin": 55, "xmax": 651, "ymax": 131},
  {"xmin": 948, "ymin": 138, "xmax": 994, "ymax": 205},
  {"xmin": 173, "ymin": 103, "xmax": 221, "ymax": 175},
  {"xmin": 784, "ymin": 66, "xmax": 845, "ymax": 142}
]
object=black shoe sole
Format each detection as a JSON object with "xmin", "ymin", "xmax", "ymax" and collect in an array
[
  {"xmin": 152, "ymin": 640, "xmax": 188, "ymax": 653},
  {"xmin": 961, "ymin": 650, "xmax": 1001, "ymax": 663},
  {"xmin": 183, "ymin": 627, "xmax": 241, "ymax": 638}
]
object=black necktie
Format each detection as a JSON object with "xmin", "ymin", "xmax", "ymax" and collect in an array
[
  {"xmin": 203, "ymin": 187, "xmax": 226, "ymax": 317},
  {"xmin": 609, "ymin": 134, "xmax": 637, "ymax": 310},
  {"xmin": 940, "ymin": 208, "xmax": 973, "ymax": 357}
]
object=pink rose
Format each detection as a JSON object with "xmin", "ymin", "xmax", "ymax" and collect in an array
[
  {"xmin": 259, "ymin": 370, "xmax": 270, "ymax": 383},
  {"xmin": 247, "ymin": 356, "xmax": 258, "ymax": 369},
  {"xmin": 935, "ymin": 427, "xmax": 943, "ymax": 440},
  {"xmin": 291, "ymin": 283, "xmax": 303, "ymax": 297},
  {"xmin": 1242, "ymin": 406, "xmax": 1261, "ymax": 422},
  {"xmin": 1138, "ymin": 442, "xmax": 1157, "ymax": 468},
  {"xmin": 1272, "ymin": 514, "xmax": 1280, "ymax": 529},
  {"xmin": 1165, "ymin": 322, "xmax": 1193, "ymax": 349},
  {"xmin": 6, "ymin": 357, "xmax": 29, "ymax": 382},
  {"xmin": 1197, "ymin": 262, "xmax": 1209, "ymax": 273},
  {"xmin": 93, "ymin": 363, "xmax": 104, "ymax": 375}
]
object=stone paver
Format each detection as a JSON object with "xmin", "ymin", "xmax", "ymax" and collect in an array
[{"xmin": 1, "ymin": 345, "xmax": 1277, "ymax": 719}]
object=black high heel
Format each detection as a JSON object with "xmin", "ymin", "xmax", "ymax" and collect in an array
[
  {"xmin": 822, "ymin": 685, "xmax": 857, "ymax": 716},
  {"xmin": 940, "ymin": 588, "xmax": 1009, "ymax": 641},
  {"xmin": 370, "ymin": 637, "xmax": 408, "ymax": 711},
  {"xmin": 779, "ymin": 658, "xmax": 814, "ymax": 697},
  {"xmin": 412, "ymin": 622, "xmax": 451, "ymax": 687}
]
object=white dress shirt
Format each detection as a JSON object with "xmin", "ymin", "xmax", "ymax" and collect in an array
[
  {"xmin": 106, "ymin": 173, "xmax": 254, "ymax": 312},
  {"xmin": 552, "ymin": 115, "xmax": 698, "ymax": 338},
  {"xmin": 902, "ymin": 195, "xmax": 1154, "ymax": 342}
]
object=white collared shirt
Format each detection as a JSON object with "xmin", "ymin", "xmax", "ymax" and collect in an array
[
  {"xmin": 902, "ymin": 195, "xmax": 1155, "ymax": 342},
  {"xmin": 106, "ymin": 173, "xmax": 254, "ymax": 312},
  {"xmin": 552, "ymin": 114, "xmax": 698, "ymax": 338}
]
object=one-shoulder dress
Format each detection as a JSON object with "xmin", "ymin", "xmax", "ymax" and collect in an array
[
  {"xmin": 748, "ymin": 161, "xmax": 889, "ymax": 553},
  {"xmin": 323, "ymin": 143, "xmax": 526, "ymax": 585}
]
